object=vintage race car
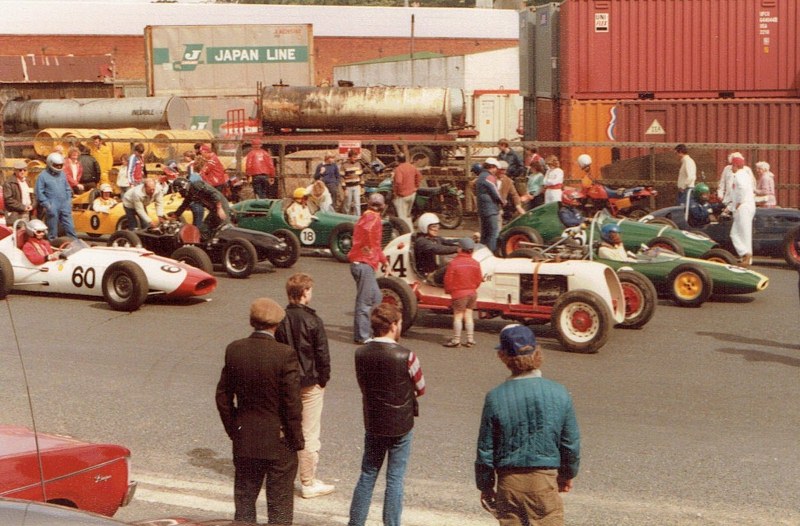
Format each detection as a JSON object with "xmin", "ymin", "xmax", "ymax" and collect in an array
[
  {"xmin": 378, "ymin": 233, "xmax": 630, "ymax": 353},
  {"xmin": 71, "ymin": 190, "xmax": 191, "ymax": 237},
  {"xmin": 644, "ymin": 203, "xmax": 800, "ymax": 267},
  {"xmin": 0, "ymin": 223, "xmax": 216, "ymax": 311},
  {"xmin": 499, "ymin": 202, "xmax": 735, "ymax": 262},
  {"xmin": 0, "ymin": 425, "xmax": 136, "ymax": 517},
  {"xmin": 231, "ymin": 198, "xmax": 409, "ymax": 263}
]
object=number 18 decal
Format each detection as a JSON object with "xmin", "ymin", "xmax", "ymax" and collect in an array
[{"xmin": 300, "ymin": 228, "xmax": 316, "ymax": 245}]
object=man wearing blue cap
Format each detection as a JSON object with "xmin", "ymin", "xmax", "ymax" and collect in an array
[{"xmin": 475, "ymin": 324, "xmax": 581, "ymax": 525}]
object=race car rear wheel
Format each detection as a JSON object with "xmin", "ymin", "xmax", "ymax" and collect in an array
[
  {"xmin": 646, "ymin": 236, "xmax": 685, "ymax": 256},
  {"xmin": 782, "ymin": 225, "xmax": 800, "ymax": 269},
  {"xmin": 701, "ymin": 248, "xmax": 737, "ymax": 265},
  {"xmin": 330, "ymin": 223, "xmax": 355, "ymax": 263},
  {"xmin": 387, "ymin": 216, "xmax": 411, "ymax": 239},
  {"xmin": 377, "ymin": 276, "xmax": 418, "ymax": 334},
  {"xmin": 498, "ymin": 226, "xmax": 544, "ymax": 257},
  {"xmin": 625, "ymin": 207, "xmax": 650, "ymax": 220},
  {"xmin": 102, "ymin": 261, "xmax": 149, "ymax": 312},
  {"xmin": 269, "ymin": 229, "xmax": 301, "ymax": 268},
  {"xmin": 0, "ymin": 253, "xmax": 13, "ymax": 299},
  {"xmin": 223, "ymin": 239, "xmax": 258, "ymax": 279},
  {"xmin": 645, "ymin": 217, "xmax": 679, "ymax": 229},
  {"xmin": 667, "ymin": 263, "xmax": 712, "ymax": 307},
  {"xmin": 616, "ymin": 270, "xmax": 657, "ymax": 329},
  {"xmin": 108, "ymin": 230, "xmax": 143, "ymax": 248},
  {"xmin": 171, "ymin": 246, "xmax": 214, "ymax": 274},
  {"xmin": 551, "ymin": 290, "xmax": 610, "ymax": 353}
]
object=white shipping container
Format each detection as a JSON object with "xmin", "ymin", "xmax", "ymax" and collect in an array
[{"xmin": 469, "ymin": 91, "xmax": 523, "ymax": 155}]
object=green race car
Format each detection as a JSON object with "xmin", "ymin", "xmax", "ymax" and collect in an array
[{"xmin": 231, "ymin": 198, "xmax": 409, "ymax": 263}]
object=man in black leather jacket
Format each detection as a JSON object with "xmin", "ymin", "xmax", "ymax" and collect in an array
[
  {"xmin": 348, "ymin": 303, "xmax": 426, "ymax": 526},
  {"xmin": 170, "ymin": 177, "xmax": 231, "ymax": 239},
  {"xmin": 275, "ymin": 273, "xmax": 334, "ymax": 500}
]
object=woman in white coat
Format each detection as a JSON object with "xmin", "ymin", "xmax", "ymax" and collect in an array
[
  {"xmin": 729, "ymin": 157, "xmax": 756, "ymax": 267},
  {"xmin": 542, "ymin": 155, "xmax": 564, "ymax": 204}
]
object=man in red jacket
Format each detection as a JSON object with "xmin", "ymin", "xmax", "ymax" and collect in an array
[
  {"xmin": 392, "ymin": 153, "xmax": 421, "ymax": 232},
  {"xmin": 245, "ymin": 139, "xmax": 277, "ymax": 199},
  {"xmin": 443, "ymin": 237, "xmax": 483, "ymax": 347},
  {"xmin": 199, "ymin": 144, "xmax": 230, "ymax": 194}
]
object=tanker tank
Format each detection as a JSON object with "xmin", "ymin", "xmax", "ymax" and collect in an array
[
  {"xmin": 260, "ymin": 86, "xmax": 465, "ymax": 133},
  {"xmin": 1, "ymin": 96, "xmax": 190, "ymax": 133}
]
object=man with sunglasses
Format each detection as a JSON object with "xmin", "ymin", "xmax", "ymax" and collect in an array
[
  {"xmin": 3, "ymin": 160, "xmax": 35, "ymax": 225},
  {"xmin": 34, "ymin": 152, "xmax": 77, "ymax": 241}
]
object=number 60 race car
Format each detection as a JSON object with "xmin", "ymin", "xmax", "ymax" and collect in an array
[
  {"xmin": 378, "ymin": 233, "xmax": 642, "ymax": 353},
  {"xmin": 0, "ymin": 223, "xmax": 217, "ymax": 311}
]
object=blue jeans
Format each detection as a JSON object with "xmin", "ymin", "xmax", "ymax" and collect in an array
[
  {"xmin": 350, "ymin": 262, "xmax": 382, "ymax": 342},
  {"xmin": 480, "ymin": 213, "xmax": 499, "ymax": 254},
  {"xmin": 348, "ymin": 431, "xmax": 414, "ymax": 526},
  {"xmin": 190, "ymin": 201, "xmax": 205, "ymax": 228},
  {"xmin": 124, "ymin": 206, "xmax": 141, "ymax": 231},
  {"xmin": 44, "ymin": 205, "xmax": 77, "ymax": 240}
]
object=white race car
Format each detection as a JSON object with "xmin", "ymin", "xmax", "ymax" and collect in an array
[
  {"xmin": 0, "ymin": 223, "xmax": 217, "ymax": 311},
  {"xmin": 379, "ymin": 234, "xmax": 628, "ymax": 353}
]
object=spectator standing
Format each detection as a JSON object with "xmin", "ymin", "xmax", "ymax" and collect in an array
[
  {"xmin": 342, "ymin": 166, "xmax": 363, "ymax": 216},
  {"xmin": 442, "ymin": 237, "xmax": 483, "ymax": 348},
  {"xmin": 306, "ymin": 180, "xmax": 334, "ymax": 213},
  {"xmin": 392, "ymin": 153, "xmax": 422, "ymax": 233},
  {"xmin": 496, "ymin": 161, "xmax": 526, "ymax": 226},
  {"xmin": 127, "ymin": 143, "xmax": 147, "ymax": 187},
  {"xmin": 122, "ymin": 178, "xmax": 164, "ymax": 231},
  {"xmin": 245, "ymin": 139, "xmax": 277, "ymax": 199},
  {"xmin": 199, "ymin": 144, "xmax": 230, "ymax": 195},
  {"xmin": 717, "ymin": 152, "xmax": 746, "ymax": 206},
  {"xmin": 115, "ymin": 153, "xmax": 131, "ymax": 197},
  {"xmin": 275, "ymin": 273, "xmax": 335, "ymax": 500},
  {"xmin": 476, "ymin": 324, "xmax": 580, "ymax": 526},
  {"xmin": 313, "ymin": 153, "xmax": 342, "ymax": 210},
  {"xmin": 89, "ymin": 134, "xmax": 114, "ymax": 186},
  {"xmin": 216, "ymin": 297, "xmax": 304, "ymax": 525},
  {"xmin": 182, "ymin": 150, "xmax": 205, "ymax": 228},
  {"xmin": 348, "ymin": 303, "xmax": 425, "ymax": 526},
  {"xmin": 524, "ymin": 145, "xmax": 547, "ymax": 177},
  {"xmin": 3, "ymin": 160, "xmax": 35, "ymax": 224},
  {"xmin": 754, "ymin": 161, "xmax": 776, "ymax": 208},
  {"xmin": 675, "ymin": 144, "xmax": 697, "ymax": 204},
  {"xmin": 543, "ymin": 155, "xmax": 564, "ymax": 204},
  {"xmin": 497, "ymin": 139, "xmax": 524, "ymax": 179},
  {"xmin": 348, "ymin": 193, "xmax": 388, "ymax": 344},
  {"xmin": 476, "ymin": 158, "xmax": 504, "ymax": 253},
  {"xmin": 77, "ymin": 144, "xmax": 101, "ymax": 192},
  {"xmin": 524, "ymin": 146, "xmax": 546, "ymax": 209},
  {"xmin": 64, "ymin": 147, "xmax": 84, "ymax": 194},
  {"xmin": 730, "ymin": 157, "xmax": 756, "ymax": 267},
  {"xmin": 34, "ymin": 152, "xmax": 77, "ymax": 241}
]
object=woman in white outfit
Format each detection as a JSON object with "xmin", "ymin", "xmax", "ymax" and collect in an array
[
  {"xmin": 543, "ymin": 155, "xmax": 564, "ymax": 204},
  {"xmin": 729, "ymin": 156, "xmax": 756, "ymax": 267}
]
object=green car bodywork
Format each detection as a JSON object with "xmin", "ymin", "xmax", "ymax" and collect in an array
[{"xmin": 500, "ymin": 203, "xmax": 723, "ymax": 259}]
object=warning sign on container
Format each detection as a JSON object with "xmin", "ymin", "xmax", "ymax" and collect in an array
[
  {"xmin": 595, "ymin": 13, "xmax": 609, "ymax": 32},
  {"xmin": 645, "ymin": 119, "xmax": 665, "ymax": 135}
]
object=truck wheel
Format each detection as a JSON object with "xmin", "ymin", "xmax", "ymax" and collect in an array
[
  {"xmin": 646, "ymin": 236, "xmax": 685, "ymax": 256},
  {"xmin": 102, "ymin": 261, "xmax": 149, "ymax": 312},
  {"xmin": 0, "ymin": 253, "xmax": 13, "ymax": 299},
  {"xmin": 377, "ymin": 276, "xmax": 418, "ymax": 334},
  {"xmin": 782, "ymin": 225, "xmax": 800, "ymax": 269},
  {"xmin": 551, "ymin": 290, "xmax": 611, "ymax": 353},
  {"xmin": 223, "ymin": 239, "xmax": 258, "ymax": 279},
  {"xmin": 498, "ymin": 226, "xmax": 544, "ymax": 257},
  {"xmin": 701, "ymin": 248, "xmax": 737, "ymax": 265},
  {"xmin": 269, "ymin": 229, "xmax": 300, "ymax": 268},
  {"xmin": 171, "ymin": 246, "xmax": 214, "ymax": 274},
  {"xmin": 667, "ymin": 263, "xmax": 712, "ymax": 307},
  {"xmin": 329, "ymin": 223, "xmax": 355, "ymax": 263},
  {"xmin": 436, "ymin": 194, "xmax": 463, "ymax": 229},
  {"xmin": 616, "ymin": 270, "xmax": 657, "ymax": 329},
  {"xmin": 108, "ymin": 230, "xmax": 142, "ymax": 248},
  {"xmin": 407, "ymin": 145, "xmax": 438, "ymax": 167}
]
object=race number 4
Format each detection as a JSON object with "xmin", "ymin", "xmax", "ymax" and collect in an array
[{"xmin": 385, "ymin": 254, "xmax": 407, "ymax": 278}]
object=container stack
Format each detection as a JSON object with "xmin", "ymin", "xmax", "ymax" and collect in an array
[{"xmin": 520, "ymin": 0, "xmax": 800, "ymax": 207}]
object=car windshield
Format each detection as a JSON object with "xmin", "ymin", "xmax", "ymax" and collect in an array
[{"xmin": 60, "ymin": 238, "xmax": 90, "ymax": 258}]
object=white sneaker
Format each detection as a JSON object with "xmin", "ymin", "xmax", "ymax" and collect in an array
[{"xmin": 300, "ymin": 479, "xmax": 335, "ymax": 499}]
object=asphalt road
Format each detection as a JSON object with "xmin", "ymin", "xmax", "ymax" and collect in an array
[{"xmin": 2, "ymin": 240, "xmax": 799, "ymax": 526}]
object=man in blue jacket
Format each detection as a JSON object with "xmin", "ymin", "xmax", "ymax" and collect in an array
[
  {"xmin": 476, "ymin": 158, "xmax": 504, "ymax": 253},
  {"xmin": 475, "ymin": 324, "xmax": 581, "ymax": 525},
  {"xmin": 34, "ymin": 152, "xmax": 77, "ymax": 241}
]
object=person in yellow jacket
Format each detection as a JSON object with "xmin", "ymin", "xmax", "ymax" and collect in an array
[{"xmin": 89, "ymin": 134, "xmax": 114, "ymax": 186}]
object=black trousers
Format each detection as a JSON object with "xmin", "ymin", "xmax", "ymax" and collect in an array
[{"xmin": 233, "ymin": 452, "xmax": 298, "ymax": 525}]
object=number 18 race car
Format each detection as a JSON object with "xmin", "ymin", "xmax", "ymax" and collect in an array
[
  {"xmin": 0, "ymin": 223, "xmax": 217, "ymax": 311},
  {"xmin": 378, "ymin": 233, "xmax": 636, "ymax": 353}
]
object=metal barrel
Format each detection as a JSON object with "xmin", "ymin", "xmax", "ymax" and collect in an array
[{"xmin": 260, "ymin": 86, "xmax": 465, "ymax": 133}]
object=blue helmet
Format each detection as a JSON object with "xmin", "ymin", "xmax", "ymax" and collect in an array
[
  {"xmin": 470, "ymin": 163, "xmax": 482, "ymax": 175},
  {"xmin": 601, "ymin": 223, "xmax": 620, "ymax": 243}
]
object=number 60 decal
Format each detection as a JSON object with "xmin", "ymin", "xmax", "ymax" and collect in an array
[{"xmin": 71, "ymin": 266, "xmax": 96, "ymax": 288}]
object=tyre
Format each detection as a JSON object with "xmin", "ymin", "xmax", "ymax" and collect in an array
[
  {"xmin": 386, "ymin": 216, "xmax": 410, "ymax": 243},
  {"xmin": 551, "ymin": 289, "xmax": 611, "ymax": 353},
  {"xmin": 646, "ymin": 236, "xmax": 685, "ymax": 256},
  {"xmin": 435, "ymin": 194, "xmax": 463, "ymax": 229},
  {"xmin": 170, "ymin": 246, "xmax": 214, "ymax": 274},
  {"xmin": 115, "ymin": 216, "xmax": 138, "ymax": 231},
  {"xmin": 407, "ymin": 145, "xmax": 439, "ymax": 167},
  {"xmin": 329, "ymin": 223, "xmax": 355, "ymax": 263},
  {"xmin": 102, "ymin": 261, "xmax": 149, "ymax": 312},
  {"xmin": 645, "ymin": 217, "xmax": 679, "ymax": 229},
  {"xmin": 498, "ymin": 226, "xmax": 544, "ymax": 256},
  {"xmin": 616, "ymin": 270, "xmax": 657, "ymax": 329},
  {"xmin": 701, "ymin": 248, "xmax": 737, "ymax": 265},
  {"xmin": 0, "ymin": 253, "xmax": 13, "ymax": 299},
  {"xmin": 269, "ymin": 229, "xmax": 301, "ymax": 268},
  {"xmin": 108, "ymin": 230, "xmax": 142, "ymax": 247},
  {"xmin": 782, "ymin": 225, "xmax": 800, "ymax": 269},
  {"xmin": 223, "ymin": 238, "xmax": 258, "ymax": 279},
  {"xmin": 625, "ymin": 207, "xmax": 650, "ymax": 220},
  {"xmin": 377, "ymin": 276, "xmax": 418, "ymax": 333},
  {"xmin": 666, "ymin": 263, "xmax": 713, "ymax": 307}
]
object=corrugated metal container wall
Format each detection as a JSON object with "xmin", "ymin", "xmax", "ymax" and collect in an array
[
  {"xmin": 612, "ymin": 98, "xmax": 800, "ymax": 207},
  {"xmin": 183, "ymin": 96, "xmax": 259, "ymax": 137},
  {"xmin": 559, "ymin": 0, "xmax": 800, "ymax": 99}
]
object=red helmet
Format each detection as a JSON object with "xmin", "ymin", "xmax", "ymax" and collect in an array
[{"xmin": 562, "ymin": 187, "xmax": 584, "ymax": 207}]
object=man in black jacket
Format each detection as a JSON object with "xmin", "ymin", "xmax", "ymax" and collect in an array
[
  {"xmin": 348, "ymin": 303, "xmax": 426, "ymax": 526},
  {"xmin": 170, "ymin": 177, "xmax": 231, "ymax": 239},
  {"xmin": 3, "ymin": 160, "xmax": 35, "ymax": 225},
  {"xmin": 216, "ymin": 297, "xmax": 304, "ymax": 525},
  {"xmin": 275, "ymin": 273, "xmax": 335, "ymax": 499}
]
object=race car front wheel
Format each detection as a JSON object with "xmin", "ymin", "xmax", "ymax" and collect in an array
[
  {"xmin": 667, "ymin": 263, "xmax": 712, "ymax": 307},
  {"xmin": 551, "ymin": 290, "xmax": 610, "ymax": 353},
  {"xmin": 171, "ymin": 246, "xmax": 214, "ymax": 274},
  {"xmin": 102, "ymin": 261, "xmax": 149, "ymax": 312},
  {"xmin": 223, "ymin": 239, "xmax": 258, "ymax": 279},
  {"xmin": 616, "ymin": 270, "xmax": 657, "ymax": 329},
  {"xmin": 782, "ymin": 225, "xmax": 800, "ymax": 269},
  {"xmin": 377, "ymin": 276, "xmax": 418, "ymax": 334}
]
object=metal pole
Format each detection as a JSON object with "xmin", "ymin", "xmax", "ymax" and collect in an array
[{"xmin": 410, "ymin": 15, "xmax": 415, "ymax": 87}]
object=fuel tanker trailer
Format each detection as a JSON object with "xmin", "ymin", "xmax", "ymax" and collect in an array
[{"xmin": 256, "ymin": 86, "xmax": 476, "ymax": 166}]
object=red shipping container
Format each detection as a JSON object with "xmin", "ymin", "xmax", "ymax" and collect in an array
[
  {"xmin": 558, "ymin": 0, "xmax": 800, "ymax": 100},
  {"xmin": 611, "ymin": 98, "xmax": 800, "ymax": 207}
]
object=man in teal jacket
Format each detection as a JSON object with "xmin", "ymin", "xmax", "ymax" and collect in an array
[{"xmin": 475, "ymin": 324, "xmax": 581, "ymax": 525}]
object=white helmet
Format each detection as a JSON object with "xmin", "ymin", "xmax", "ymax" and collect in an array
[
  {"xmin": 417, "ymin": 212, "xmax": 440, "ymax": 234},
  {"xmin": 99, "ymin": 183, "xmax": 113, "ymax": 193},
  {"xmin": 26, "ymin": 219, "xmax": 48, "ymax": 236},
  {"xmin": 46, "ymin": 152, "xmax": 64, "ymax": 171},
  {"xmin": 577, "ymin": 154, "xmax": 592, "ymax": 169}
]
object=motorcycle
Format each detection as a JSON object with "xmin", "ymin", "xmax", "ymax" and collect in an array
[
  {"xmin": 363, "ymin": 174, "xmax": 464, "ymax": 229},
  {"xmin": 576, "ymin": 174, "xmax": 657, "ymax": 219}
]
